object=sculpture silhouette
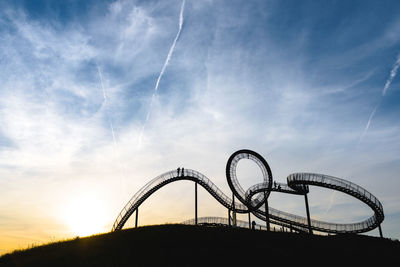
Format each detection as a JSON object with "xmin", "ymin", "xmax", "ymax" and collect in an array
[{"xmin": 112, "ymin": 149, "xmax": 384, "ymax": 236}]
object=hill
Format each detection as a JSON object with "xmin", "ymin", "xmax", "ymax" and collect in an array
[{"xmin": 1, "ymin": 224, "xmax": 399, "ymax": 266}]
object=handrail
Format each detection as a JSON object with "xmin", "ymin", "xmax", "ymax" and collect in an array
[
  {"xmin": 181, "ymin": 216, "xmax": 308, "ymax": 233},
  {"xmin": 112, "ymin": 150, "xmax": 384, "ymax": 234}
]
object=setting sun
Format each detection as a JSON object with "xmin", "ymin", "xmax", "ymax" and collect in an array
[
  {"xmin": 61, "ymin": 193, "xmax": 109, "ymax": 237},
  {"xmin": 1, "ymin": 0, "xmax": 400, "ymax": 261}
]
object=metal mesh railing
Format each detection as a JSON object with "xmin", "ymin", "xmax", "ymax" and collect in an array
[
  {"xmin": 181, "ymin": 216, "xmax": 308, "ymax": 233},
  {"xmin": 285, "ymin": 173, "xmax": 384, "ymax": 232},
  {"xmin": 112, "ymin": 151, "xmax": 384, "ymax": 234},
  {"xmin": 112, "ymin": 169, "xmax": 249, "ymax": 231},
  {"xmin": 112, "ymin": 169, "xmax": 383, "ymax": 233}
]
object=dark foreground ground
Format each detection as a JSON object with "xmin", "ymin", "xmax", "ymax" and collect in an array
[{"xmin": 1, "ymin": 224, "xmax": 399, "ymax": 266}]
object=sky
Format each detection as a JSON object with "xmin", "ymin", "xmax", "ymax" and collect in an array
[{"xmin": 1, "ymin": 0, "xmax": 400, "ymax": 254}]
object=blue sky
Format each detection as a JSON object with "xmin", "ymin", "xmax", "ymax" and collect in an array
[{"xmin": 0, "ymin": 0, "xmax": 400, "ymax": 253}]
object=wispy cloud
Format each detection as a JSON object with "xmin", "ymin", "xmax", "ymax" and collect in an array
[{"xmin": 1, "ymin": 0, "xmax": 400, "ymax": 251}]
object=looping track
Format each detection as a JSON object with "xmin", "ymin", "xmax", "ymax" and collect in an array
[{"xmin": 112, "ymin": 149, "xmax": 384, "ymax": 234}]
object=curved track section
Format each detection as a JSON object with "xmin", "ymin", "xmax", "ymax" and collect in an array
[
  {"xmin": 183, "ymin": 216, "xmax": 258, "ymax": 229},
  {"xmin": 112, "ymin": 169, "xmax": 248, "ymax": 231},
  {"xmin": 286, "ymin": 173, "xmax": 384, "ymax": 233},
  {"xmin": 226, "ymin": 149, "xmax": 273, "ymax": 211},
  {"xmin": 182, "ymin": 216, "xmax": 308, "ymax": 233},
  {"xmin": 112, "ymin": 150, "xmax": 384, "ymax": 234}
]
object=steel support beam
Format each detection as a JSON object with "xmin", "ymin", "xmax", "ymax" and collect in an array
[
  {"xmin": 135, "ymin": 208, "xmax": 138, "ymax": 228},
  {"xmin": 304, "ymin": 193, "xmax": 313, "ymax": 235},
  {"xmin": 264, "ymin": 192, "xmax": 270, "ymax": 231},
  {"xmin": 114, "ymin": 150, "xmax": 385, "ymax": 234},
  {"xmin": 232, "ymin": 193, "xmax": 236, "ymax": 226},
  {"xmin": 195, "ymin": 182, "xmax": 198, "ymax": 225}
]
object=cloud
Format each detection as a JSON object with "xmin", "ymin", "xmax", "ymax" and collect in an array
[
  {"xmin": 5, "ymin": 9, "xmax": 96, "ymax": 63},
  {"xmin": 1, "ymin": 1, "xmax": 400, "ymax": 252}
]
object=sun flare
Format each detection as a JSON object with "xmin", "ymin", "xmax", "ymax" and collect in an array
[{"xmin": 62, "ymin": 193, "xmax": 109, "ymax": 237}]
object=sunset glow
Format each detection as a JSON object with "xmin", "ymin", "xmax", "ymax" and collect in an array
[
  {"xmin": 1, "ymin": 0, "xmax": 400, "ymax": 256},
  {"xmin": 61, "ymin": 193, "xmax": 109, "ymax": 237}
]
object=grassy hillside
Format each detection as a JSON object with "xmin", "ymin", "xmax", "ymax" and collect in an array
[{"xmin": 1, "ymin": 224, "xmax": 399, "ymax": 266}]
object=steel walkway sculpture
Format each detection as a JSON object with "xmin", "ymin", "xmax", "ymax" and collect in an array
[{"xmin": 112, "ymin": 149, "xmax": 384, "ymax": 236}]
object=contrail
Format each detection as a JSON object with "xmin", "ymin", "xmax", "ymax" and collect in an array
[
  {"xmin": 154, "ymin": 0, "xmax": 185, "ymax": 93},
  {"xmin": 323, "ymin": 191, "xmax": 337, "ymax": 216},
  {"xmin": 97, "ymin": 65, "xmax": 117, "ymax": 147},
  {"xmin": 97, "ymin": 64, "xmax": 129, "ymax": 198},
  {"xmin": 358, "ymin": 103, "xmax": 379, "ymax": 144},
  {"xmin": 382, "ymin": 55, "xmax": 400, "ymax": 96},
  {"xmin": 137, "ymin": 0, "xmax": 185, "ymax": 149},
  {"xmin": 358, "ymin": 54, "xmax": 400, "ymax": 144}
]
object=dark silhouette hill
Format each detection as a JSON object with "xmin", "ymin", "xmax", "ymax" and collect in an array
[{"xmin": 1, "ymin": 224, "xmax": 399, "ymax": 266}]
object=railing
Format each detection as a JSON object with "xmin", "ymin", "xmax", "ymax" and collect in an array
[
  {"xmin": 112, "ymin": 150, "xmax": 384, "ymax": 235},
  {"xmin": 112, "ymin": 169, "xmax": 384, "ymax": 233},
  {"xmin": 182, "ymin": 216, "xmax": 308, "ymax": 233}
]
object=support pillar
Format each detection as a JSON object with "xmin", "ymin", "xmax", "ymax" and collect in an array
[
  {"xmin": 248, "ymin": 212, "xmax": 251, "ymax": 229},
  {"xmin": 264, "ymin": 192, "xmax": 270, "ymax": 231},
  {"xmin": 378, "ymin": 224, "xmax": 383, "ymax": 238},
  {"xmin": 232, "ymin": 193, "xmax": 236, "ymax": 226},
  {"xmin": 304, "ymin": 193, "xmax": 313, "ymax": 235},
  {"xmin": 135, "ymin": 208, "xmax": 139, "ymax": 228},
  {"xmin": 195, "ymin": 182, "xmax": 198, "ymax": 225},
  {"xmin": 228, "ymin": 209, "xmax": 231, "ymax": 227}
]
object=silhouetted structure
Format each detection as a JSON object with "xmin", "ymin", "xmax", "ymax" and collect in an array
[{"xmin": 112, "ymin": 149, "xmax": 385, "ymax": 237}]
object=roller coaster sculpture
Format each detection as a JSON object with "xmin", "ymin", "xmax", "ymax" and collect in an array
[{"xmin": 112, "ymin": 149, "xmax": 384, "ymax": 236}]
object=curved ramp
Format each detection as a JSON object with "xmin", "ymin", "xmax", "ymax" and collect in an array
[
  {"xmin": 112, "ymin": 169, "xmax": 248, "ymax": 231},
  {"xmin": 112, "ymin": 150, "xmax": 384, "ymax": 234},
  {"xmin": 181, "ymin": 216, "xmax": 308, "ymax": 233}
]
